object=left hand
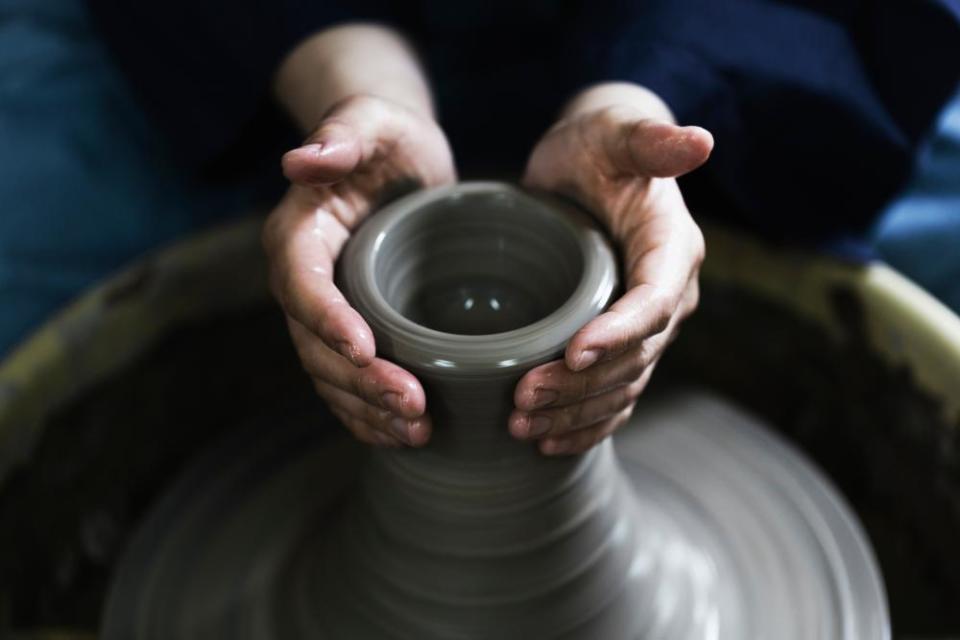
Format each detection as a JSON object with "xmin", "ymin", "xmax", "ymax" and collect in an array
[{"xmin": 510, "ymin": 83, "xmax": 713, "ymax": 455}]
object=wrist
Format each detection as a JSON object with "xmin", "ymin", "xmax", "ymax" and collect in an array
[
  {"xmin": 562, "ymin": 82, "xmax": 676, "ymax": 123},
  {"xmin": 275, "ymin": 24, "xmax": 435, "ymax": 132}
]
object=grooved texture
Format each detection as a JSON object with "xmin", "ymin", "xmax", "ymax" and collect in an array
[{"xmin": 101, "ymin": 184, "xmax": 889, "ymax": 639}]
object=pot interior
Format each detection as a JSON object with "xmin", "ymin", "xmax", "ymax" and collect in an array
[{"xmin": 373, "ymin": 190, "xmax": 585, "ymax": 335}]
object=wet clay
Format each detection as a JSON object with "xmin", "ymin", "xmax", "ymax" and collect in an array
[
  {"xmin": 6, "ymin": 271, "xmax": 956, "ymax": 637},
  {"xmin": 96, "ymin": 183, "xmax": 888, "ymax": 639},
  {"xmin": 96, "ymin": 385, "xmax": 888, "ymax": 639}
]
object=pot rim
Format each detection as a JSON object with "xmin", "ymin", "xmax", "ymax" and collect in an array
[
  {"xmin": 338, "ymin": 182, "xmax": 620, "ymax": 376},
  {"xmin": 2, "ymin": 207, "xmax": 959, "ymax": 491}
]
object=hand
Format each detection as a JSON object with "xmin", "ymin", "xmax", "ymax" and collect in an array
[
  {"xmin": 510, "ymin": 84, "xmax": 713, "ymax": 455},
  {"xmin": 263, "ymin": 94, "xmax": 456, "ymax": 447}
]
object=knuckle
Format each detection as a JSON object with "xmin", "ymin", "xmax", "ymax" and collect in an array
[
  {"xmin": 568, "ymin": 400, "xmax": 588, "ymax": 429},
  {"xmin": 594, "ymin": 104, "xmax": 632, "ymax": 130},
  {"xmin": 637, "ymin": 340, "xmax": 657, "ymax": 368},
  {"xmin": 604, "ymin": 309, "xmax": 635, "ymax": 352},
  {"xmin": 352, "ymin": 369, "xmax": 375, "ymax": 401},
  {"xmin": 638, "ymin": 333, "xmax": 668, "ymax": 369},
  {"xmin": 619, "ymin": 382, "xmax": 641, "ymax": 406},
  {"xmin": 575, "ymin": 370, "xmax": 593, "ymax": 403},
  {"xmin": 625, "ymin": 376, "xmax": 647, "ymax": 400},
  {"xmin": 315, "ymin": 111, "xmax": 355, "ymax": 138},
  {"xmin": 630, "ymin": 342, "xmax": 655, "ymax": 371},
  {"xmin": 646, "ymin": 292, "xmax": 675, "ymax": 334},
  {"xmin": 616, "ymin": 348, "xmax": 645, "ymax": 381},
  {"xmin": 340, "ymin": 92, "xmax": 378, "ymax": 112}
]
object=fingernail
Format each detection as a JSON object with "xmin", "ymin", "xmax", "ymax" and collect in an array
[
  {"xmin": 381, "ymin": 392, "xmax": 405, "ymax": 414},
  {"xmin": 528, "ymin": 415, "xmax": 552, "ymax": 437},
  {"xmin": 575, "ymin": 348, "xmax": 604, "ymax": 371},
  {"xmin": 532, "ymin": 388, "xmax": 559, "ymax": 409},
  {"xmin": 389, "ymin": 417, "xmax": 410, "ymax": 443}
]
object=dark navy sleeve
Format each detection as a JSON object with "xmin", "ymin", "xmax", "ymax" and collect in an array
[
  {"xmin": 84, "ymin": 1, "xmax": 394, "ymax": 172},
  {"xmin": 579, "ymin": 1, "xmax": 960, "ymax": 242}
]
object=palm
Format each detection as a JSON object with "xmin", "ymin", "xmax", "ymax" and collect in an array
[
  {"xmin": 526, "ymin": 110, "xmax": 692, "ymax": 260},
  {"xmin": 283, "ymin": 95, "xmax": 455, "ymax": 232},
  {"xmin": 510, "ymin": 105, "xmax": 712, "ymax": 455}
]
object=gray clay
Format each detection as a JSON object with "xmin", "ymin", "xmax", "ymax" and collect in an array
[{"xmin": 101, "ymin": 182, "xmax": 889, "ymax": 639}]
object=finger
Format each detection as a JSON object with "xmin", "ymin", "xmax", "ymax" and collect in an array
[
  {"xmin": 515, "ymin": 346, "xmax": 650, "ymax": 411},
  {"xmin": 510, "ymin": 368, "xmax": 652, "ymax": 439},
  {"xmin": 289, "ymin": 319, "xmax": 426, "ymax": 418},
  {"xmin": 282, "ymin": 134, "xmax": 362, "ymax": 186},
  {"xmin": 266, "ymin": 199, "xmax": 376, "ymax": 366},
  {"xmin": 603, "ymin": 115, "xmax": 713, "ymax": 178},
  {"xmin": 316, "ymin": 380, "xmax": 431, "ymax": 447},
  {"xmin": 566, "ymin": 270, "xmax": 699, "ymax": 373},
  {"xmin": 281, "ymin": 95, "xmax": 410, "ymax": 187},
  {"xmin": 565, "ymin": 284, "xmax": 673, "ymax": 371},
  {"xmin": 565, "ymin": 217, "xmax": 703, "ymax": 371},
  {"xmin": 327, "ymin": 404, "xmax": 403, "ymax": 448},
  {"xmin": 281, "ymin": 96, "xmax": 388, "ymax": 186},
  {"xmin": 539, "ymin": 406, "xmax": 635, "ymax": 456}
]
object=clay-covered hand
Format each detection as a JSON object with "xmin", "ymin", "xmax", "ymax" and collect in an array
[
  {"xmin": 511, "ymin": 83, "xmax": 713, "ymax": 455},
  {"xmin": 263, "ymin": 94, "xmax": 455, "ymax": 447}
]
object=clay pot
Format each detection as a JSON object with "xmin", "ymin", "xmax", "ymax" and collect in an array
[
  {"xmin": 339, "ymin": 181, "xmax": 618, "ymax": 455},
  {"xmin": 321, "ymin": 182, "xmax": 655, "ymax": 637},
  {"xmin": 5, "ymin": 183, "xmax": 940, "ymax": 639}
]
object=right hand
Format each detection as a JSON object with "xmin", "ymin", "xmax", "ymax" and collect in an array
[{"xmin": 262, "ymin": 94, "xmax": 456, "ymax": 447}]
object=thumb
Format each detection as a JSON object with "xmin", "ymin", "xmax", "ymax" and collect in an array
[
  {"xmin": 282, "ymin": 121, "xmax": 363, "ymax": 186},
  {"xmin": 605, "ymin": 118, "xmax": 714, "ymax": 179},
  {"xmin": 282, "ymin": 95, "xmax": 407, "ymax": 186}
]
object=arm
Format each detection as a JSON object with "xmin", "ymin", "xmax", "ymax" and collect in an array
[
  {"xmin": 508, "ymin": 0, "xmax": 960, "ymax": 455},
  {"xmin": 262, "ymin": 25, "xmax": 456, "ymax": 447},
  {"xmin": 274, "ymin": 24, "xmax": 434, "ymax": 131}
]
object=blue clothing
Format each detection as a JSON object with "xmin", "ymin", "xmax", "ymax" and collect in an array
[
  {"xmin": 0, "ymin": 0, "xmax": 276, "ymax": 356},
  {"xmin": 84, "ymin": 0, "xmax": 960, "ymax": 242},
  {"xmin": 873, "ymin": 88, "xmax": 960, "ymax": 312},
  {"xmin": 585, "ymin": 1, "xmax": 960, "ymax": 242},
  {"xmin": 0, "ymin": 0, "xmax": 959, "ymax": 356}
]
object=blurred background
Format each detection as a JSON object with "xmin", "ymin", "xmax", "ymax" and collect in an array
[
  {"xmin": 0, "ymin": 0, "xmax": 959, "ymax": 638},
  {"xmin": 1, "ymin": 0, "xmax": 959, "ymax": 356}
]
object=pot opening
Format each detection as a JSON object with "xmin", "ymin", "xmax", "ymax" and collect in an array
[{"xmin": 373, "ymin": 190, "xmax": 585, "ymax": 336}]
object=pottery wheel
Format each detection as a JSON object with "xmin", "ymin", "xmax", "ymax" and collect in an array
[{"xmin": 102, "ymin": 385, "xmax": 888, "ymax": 639}]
